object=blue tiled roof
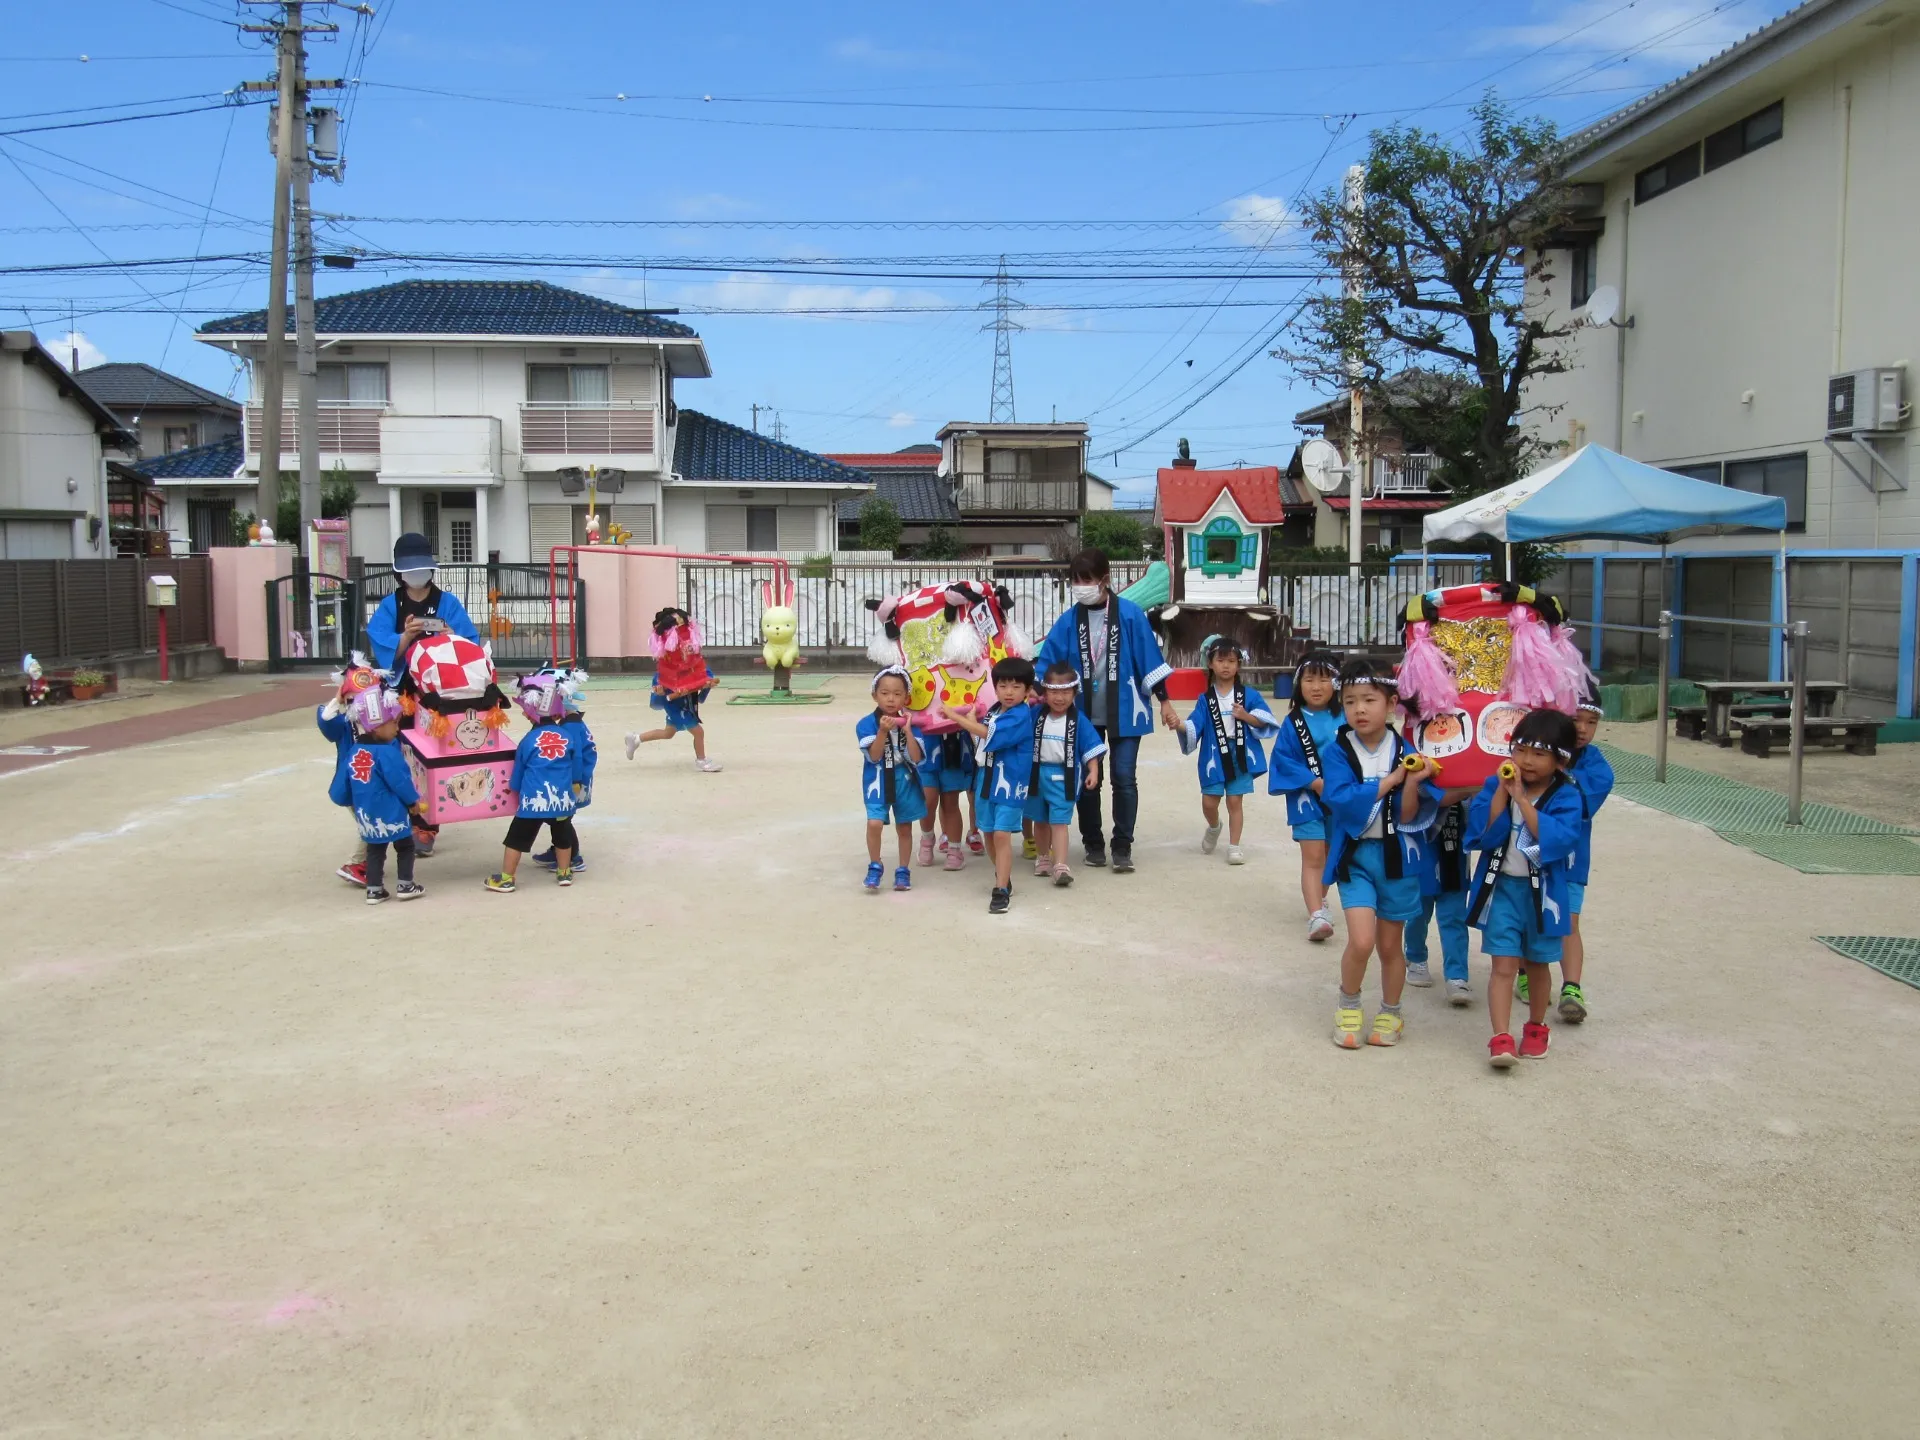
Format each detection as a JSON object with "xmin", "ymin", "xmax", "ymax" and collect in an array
[
  {"xmin": 835, "ymin": 469, "xmax": 958, "ymax": 524},
  {"xmin": 127, "ymin": 436, "xmax": 243, "ymax": 480},
  {"xmin": 198, "ymin": 280, "xmax": 700, "ymax": 339},
  {"xmin": 673, "ymin": 410, "xmax": 869, "ymax": 486}
]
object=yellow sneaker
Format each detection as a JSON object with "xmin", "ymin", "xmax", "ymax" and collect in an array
[
  {"xmin": 1368, "ymin": 1011, "xmax": 1405, "ymax": 1047},
  {"xmin": 1333, "ymin": 1006, "xmax": 1364, "ymax": 1049},
  {"xmin": 1022, "ymin": 836, "xmax": 1039, "ymax": 859}
]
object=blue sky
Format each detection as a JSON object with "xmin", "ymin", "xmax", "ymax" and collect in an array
[{"xmin": 2, "ymin": 0, "xmax": 1795, "ymax": 500}]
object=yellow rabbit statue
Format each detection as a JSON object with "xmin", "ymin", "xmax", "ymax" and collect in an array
[{"xmin": 760, "ymin": 579, "xmax": 800, "ymax": 692}]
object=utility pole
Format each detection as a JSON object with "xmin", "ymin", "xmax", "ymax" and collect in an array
[
  {"xmin": 981, "ymin": 255, "xmax": 1024, "ymax": 423},
  {"xmin": 751, "ymin": 402, "xmax": 765, "ymax": 434},
  {"xmin": 256, "ymin": 9, "xmax": 300, "ymax": 529},
  {"xmin": 289, "ymin": 24, "xmax": 321, "ymax": 536},
  {"xmin": 1343, "ymin": 165, "xmax": 1366, "ymax": 585}
]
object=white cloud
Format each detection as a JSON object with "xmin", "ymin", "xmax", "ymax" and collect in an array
[
  {"xmin": 572, "ymin": 268, "xmax": 951, "ymax": 322},
  {"xmin": 54, "ymin": 331, "xmax": 106, "ymax": 370},
  {"xmin": 887, "ymin": 411, "xmax": 917, "ymax": 429},
  {"xmin": 1220, "ymin": 193, "xmax": 1290, "ymax": 248},
  {"xmin": 1479, "ymin": 1, "xmax": 1773, "ymax": 82}
]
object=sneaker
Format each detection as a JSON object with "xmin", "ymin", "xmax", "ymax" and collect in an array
[
  {"xmin": 1333, "ymin": 1006, "xmax": 1364, "ymax": 1050},
  {"xmin": 555, "ymin": 868, "xmax": 574, "ymax": 888},
  {"xmin": 624, "ymin": 732, "xmax": 640, "ymax": 760},
  {"xmin": 1085, "ymin": 843, "xmax": 1109, "ymax": 868},
  {"xmin": 412, "ymin": 830, "xmax": 436, "ymax": 859},
  {"xmin": 937, "ymin": 834, "xmax": 951, "ymax": 856},
  {"xmin": 918, "ymin": 833, "xmax": 935, "ymax": 866},
  {"xmin": 1022, "ymin": 836, "xmax": 1038, "ymax": 860},
  {"xmin": 1053, "ymin": 864, "xmax": 1074, "ymax": 888},
  {"xmin": 1558, "ymin": 983, "xmax": 1588, "ymax": 1024},
  {"xmin": 863, "ymin": 861, "xmax": 883, "ymax": 892},
  {"xmin": 1405, "ymin": 961, "xmax": 1434, "ymax": 988},
  {"xmin": 943, "ymin": 849, "xmax": 965, "ymax": 872},
  {"xmin": 695, "ymin": 757, "xmax": 723, "ymax": 773},
  {"xmin": 1201, "ymin": 823, "xmax": 1223, "ymax": 854},
  {"xmin": 483, "ymin": 872, "xmax": 515, "ymax": 893},
  {"xmin": 1488, "ymin": 1033, "xmax": 1518, "ymax": 1069},
  {"xmin": 1519, "ymin": 1020, "xmax": 1552, "ymax": 1059},
  {"xmin": 1514, "ymin": 972, "xmax": 1530, "ymax": 1005},
  {"xmin": 893, "ymin": 866, "xmax": 911, "ymax": 892},
  {"xmin": 336, "ymin": 861, "xmax": 367, "ymax": 885},
  {"xmin": 1368, "ymin": 1011, "xmax": 1405, "ymax": 1047},
  {"xmin": 1226, "ymin": 844, "xmax": 1245, "ymax": 866},
  {"xmin": 1033, "ymin": 856, "xmax": 1053, "ymax": 878},
  {"xmin": 365, "ymin": 885, "xmax": 390, "ymax": 905},
  {"xmin": 1446, "ymin": 979, "xmax": 1472, "ymax": 1007},
  {"xmin": 531, "ymin": 848, "xmax": 589, "ymax": 872},
  {"xmin": 1111, "ymin": 849, "xmax": 1135, "ymax": 874},
  {"xmin": 395, "ymin": 881, "xmax": 425, "ymax": 901},
  {"xmin": 989, "ymin": 886, "xmax": 1010, "ymax": 915},
  {"xmin": 967, "ymin": 829, "xmax": 985, "ymax": 856},
  {"xmin": 1307, "ymin": 910, "xmax": 1335, "ymax": 943}
]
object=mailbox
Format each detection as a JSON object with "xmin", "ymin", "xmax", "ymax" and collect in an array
[{"xmin": 146, "ymin": 574, "xmax": 178, "ymax": 608}]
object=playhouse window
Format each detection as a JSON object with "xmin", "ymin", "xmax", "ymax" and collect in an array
[{"xmin": 1205, "ymin": 534, "xmax": 1240, "ymax": 566}]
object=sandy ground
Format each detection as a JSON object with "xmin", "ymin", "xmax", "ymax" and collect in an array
[
  {"xmin": 0, "ymin": 673, "xmax": 286, "ymax": 747},
  {"xmin": 3, "ymin": 675, "xmax": 1919, "ymax": 1438}
]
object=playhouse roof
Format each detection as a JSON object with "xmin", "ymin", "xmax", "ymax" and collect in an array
[{"xmin": 1156, "ymin": 466, "xmax": 1289, "ymax": 525}]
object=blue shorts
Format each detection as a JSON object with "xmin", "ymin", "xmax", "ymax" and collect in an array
[
  {"xmin": 1336, "ymin": 838, "xmax": 1423, "ymax": 922},
  {"xmin": 1480, "ymin": 874, "xmax": 1565, "ymax": 964},
  {"xmin": 1202, "ymin": 771, "xmax": 1256, "ymax": 799},
  {"xmin": 653, "ymin": 696, "xmax": 702, "ymax": 731},
  {"xmin": 916, "ymin": 740, "xmax": 976, "ymax": 795},
  {"xmin": 865, "ymin": 782, "xmax": 928, "ymax": 826},
  {"xmin": 1023, "ymin": 763, "xmax": 1076, "ymax": 824},
  {"xmin": 1569, "ymin": 882, "xmax": 1586, "ymax": 915},
  {"xmin": 1290, "ymin": 816, "xmax": 1329, "ymax": 843},
  {"xmin": 977, "ymin": 798, "xmax": 1026, "ymax": 834}
]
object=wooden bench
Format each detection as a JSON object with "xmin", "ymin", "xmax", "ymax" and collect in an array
[
  {"xmin": 1672, "ymin": 705, "xmax": 1710, "ymax": 741},
  {"xmin": 1731, "ymin": 716, "xmax": 1886, "ymax": 758}
]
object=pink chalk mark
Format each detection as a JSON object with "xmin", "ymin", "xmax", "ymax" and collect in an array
[{"xmin": 262, "ymin": 1292, "xmax": 330, "ymax": 1325}]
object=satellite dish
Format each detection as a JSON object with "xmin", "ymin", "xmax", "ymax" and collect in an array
[
  {"xmin": 1301, "ymin": 437, "xmax": 1347, "ymax": 494},
  {"xmin": 1585, "ymin": 284, "xmax": 1620, "ymax": 328}
]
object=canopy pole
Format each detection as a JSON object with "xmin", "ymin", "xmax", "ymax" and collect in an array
[
  {"xmin": 1421, "ymin": 543, "xmax": 1430, "ymax": 588},
  {"xmin": 1504, "ymin": 541, "xmax": 1513, "ymax": 582},
  {"xmin": 1656, "ymin": 608, "xmax": 1671, "ymax": 784}
]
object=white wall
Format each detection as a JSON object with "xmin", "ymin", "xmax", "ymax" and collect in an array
[{"xmin": 0, "ymin": 343, "xmax": 106, "ymax": 557}]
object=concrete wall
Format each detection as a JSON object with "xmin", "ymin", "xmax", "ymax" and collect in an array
[
  {"xmin": 209, "ymin": 543, "xmax": 293, "ymax": 664},
  {"xmin": 0, "ymin": 338, "xmax": 107, "ymax": 559}
]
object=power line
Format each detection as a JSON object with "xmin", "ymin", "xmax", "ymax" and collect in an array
[{"xmin": 0, "ymin": 99, "xmax": 258, "ymax": 139}]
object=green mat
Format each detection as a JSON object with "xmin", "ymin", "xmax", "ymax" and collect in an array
[
  {"xmin": 1601, "ymin": 743, "xmax": 1920, "ymax": 875},
  {"xmin": 1814, "ymin": 935, "xmax": 1920, "ymax": 989}
]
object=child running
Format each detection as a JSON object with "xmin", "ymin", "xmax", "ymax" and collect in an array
[
  {"xmin": 1025, "ymin": 662, "xmax": 1106, "ymax": 887},
  {"xmin": 1266, "ymin": 652, "xmax": 1344, "ymax": 940},
  {"xmin": 625, "ymin": 607, "xmax": 722, "ymax": 773},
  {"xmin": 334, "ymin": 682, "xmax": 425, "ymax": 905},
  {"xmin": 1465, "ymin": 709, "xmax": 1585, "ymax": 1068},
  {"xmin": 486, "ymin": 671, "xmax": 596, "ymax": 893},
  {"xmin": 1556, "ymin": 687, "xmax": 1615, "ymax": 1024},
  {"xmin": 943, "ymin": 657, "xmax": 1039, "ymax": 914},
  {"xmin": 1174, "ymin": 636, "xmax": 1278, "ymax": 865},
  {"xmin": 914, "ymin": 728, "xmax": 977, "ymax": 872},
  {"xmin": 1319, "ymin": 660, "xmax": 1439, "ymax": 1049},
  {"xmin": 858, "ymin": 666, "xmax": 927, "ymax": 892}
]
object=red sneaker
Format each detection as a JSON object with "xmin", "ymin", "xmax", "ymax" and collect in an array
[
  {"xmin": 1488, "ymin": 1033, "xmax": 1518, "ymax": 1069},
  {"xmin": 1519, "ymin": 1021, "xmax": 1552, "ymax": 1059},
  {"xmin": 335, "ymin": 862, "xmax": 367, "ymax": 886}
]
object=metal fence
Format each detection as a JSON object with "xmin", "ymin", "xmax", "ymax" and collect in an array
[
  {"xmin": 0, "ymin": 555, "xmax": 212, "ymax": 664},
  {"xmin": 359, "ymin": 561, "xmax": 582, "ymax": 667},
  {"xmin": 1275, "ymin": 559, "xmax": 1489, "ymax": 648}
]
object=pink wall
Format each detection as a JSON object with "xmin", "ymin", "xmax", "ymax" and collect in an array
[
  {"xmin": 577, "ymin": 550, "xmax": 681, "ymax": 661},
  {"xmin": 209, "ymin": 544, "xmax": 293, "ymax": 663}
]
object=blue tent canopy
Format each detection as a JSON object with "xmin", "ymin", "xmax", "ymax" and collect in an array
[{"xmin": 1422, "ymin": 445, "xmax": 1788, "ymax": 545}]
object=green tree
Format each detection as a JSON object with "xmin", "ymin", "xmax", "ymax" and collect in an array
[
  {"xmin": 917, "ymin": 524, "xmax": 964, "ymax": 561},
  {"xmin": 321, "ymin": 463, "xmax": 358, "ymax": 520},
  {"xmin": 1080, "ymin": 510, "xmax": 1146, "ymax": 561},
  {"xmin": 1286, "ymin": 95, "xmax": 1579, "ymax": 575},
  {"xmin": 857, "ymin": 496, "xmax": 902, "ymax": 554}
]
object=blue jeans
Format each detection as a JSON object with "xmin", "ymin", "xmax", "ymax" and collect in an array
[
  {"xmin": 1077, "ymin": 729, "xmax": 1140, "ymax": 852},
  {"xmin": 1406, "ymin": 887, "xmax": 1470, "ymax": 982}
]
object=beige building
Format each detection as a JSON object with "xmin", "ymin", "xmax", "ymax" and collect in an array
[
  {"xmin": 0, "ymin": 331, "xmax": 135, "ymax": 558},
  {"xmin": 1526, "ymin": 0, "xmax": 1919, "ymax": 551}
]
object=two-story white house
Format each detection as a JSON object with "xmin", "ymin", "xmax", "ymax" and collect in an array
[{"xmin": 191, "ymin": 279, "xmax": 868, "ymax": 564}]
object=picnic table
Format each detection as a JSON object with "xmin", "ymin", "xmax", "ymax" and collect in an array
[{"xmin": 1688, "ymin": 681, "xmax": 1846, "ymax": 746}]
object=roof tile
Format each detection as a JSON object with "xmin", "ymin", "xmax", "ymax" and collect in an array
[
  {"xmin": 673, "ymin": 410, "xmax": 868, "ymax": 485},
  {"xmin": 198, "ymin": 279, "xmax": 699, "ymax": 339},
  {"xmin": 1156, "ymin": 466, "xmax": 1294, "ymax": 525}
]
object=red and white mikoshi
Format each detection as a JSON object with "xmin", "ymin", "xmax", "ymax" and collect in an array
[
  {"xmin": 863, "ymin": 580, "xmax": 1033, "ymax": 733},
  {"xmin": 402, "ymin": 633, "xmax": 511, "ymax": 742},
  {"xmin": 1396, "ymin": 582, "xmax": 1595, "ymax": 787}
]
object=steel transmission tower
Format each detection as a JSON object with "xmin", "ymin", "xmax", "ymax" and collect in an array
[{"xmin": 980, "ymin": 256, "xmax": 1025, "ymax": 422}]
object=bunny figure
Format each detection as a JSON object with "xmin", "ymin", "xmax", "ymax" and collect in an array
[{"xmin": 760, "ymin": 579, "xmax": 800, "ymax": 689}]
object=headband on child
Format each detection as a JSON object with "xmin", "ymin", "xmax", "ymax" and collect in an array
[
  {"xmin": 1576, "ymin": 701, "xmax": 1605, "ymax": 715},
  {"xmin": 1041, "ymin": 675, "xmax": 1081, "ymax": 691},
  {"xmin": 870, "ymin": 664, "xmax": 911, "ymax": 695},
  {"xmin": 1345, "ymin": 674, "xmax": 1399, "ymax": 689},
  {"xmin": 1512, "ymin": 738, "xmax": 1573, "ymax": 760}
]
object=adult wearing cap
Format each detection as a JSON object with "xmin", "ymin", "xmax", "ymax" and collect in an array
[{"xmin": 367, "ymin": 532, "xmax": 480, "ymax": 674}]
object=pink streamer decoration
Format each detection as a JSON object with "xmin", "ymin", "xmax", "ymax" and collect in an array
[
  {"xmin": 648, "ymin": 618, "xmax": 704, "ymax": 661},
  {"xmin": 1395, "ymin": 620, "xmax": 1460, "ymax": 721},
  {"xmin": 1500, "ymin": 605, "xmax": 1577, "ymax": 710}
]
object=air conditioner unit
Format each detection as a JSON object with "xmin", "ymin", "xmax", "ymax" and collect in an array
[{"xmin": 1826, "ymin": 367, "xmax": 1904, "ymax": 436}]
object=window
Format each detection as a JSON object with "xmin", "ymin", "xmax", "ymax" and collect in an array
[
  {"xmin": 1705, "ymin": 100, "xmax": 1783, "ymax": 172},
  {"xmin": 1667, "ymin": 462, "xmax": 1723, "ymax": 484},
  {"xmin": 1205, "ymin": 534, "xmax": 1240, "ymax": 566},
  {"xmin": 1570, "ymin": 244, "xmax": 1597, "ymax": 309},
  {"xmin": 746, "ymin": 506, "xmax": 778, "ymax": 550},
  {"xmin": 447, "ymin": 517, "xmax": 475, "ymax": 564},
  {"xmin": 163, "ymin": 425, "xmax": 195, "ymax": 453},
  {"xmin": 1724, "ymin": 452, "xmax": 1807, "ymax": 533},
  {"xmin": 527, "ymin": 364, "xmax": 610, "ymax": 403},
  {"xmin": 316, "ymin": 362, "xmax": 388, "ymax": 403},
  {"xmin": 1634, "ymin": 142, "xmax": 1700, "ymax": 204}
]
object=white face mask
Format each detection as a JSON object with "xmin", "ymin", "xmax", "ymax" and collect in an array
[
  {"xmin": 399, "ymin": 567, "xmax": 434, "ymax": 588},
  {"xmin": 1071, "ymin": 584, "xmax": 1105, "ymax": 608}
]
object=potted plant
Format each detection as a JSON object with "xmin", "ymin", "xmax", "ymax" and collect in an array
[{"xmin": 68, "ymin": 668, "xmax": 108, "ymax": 701}]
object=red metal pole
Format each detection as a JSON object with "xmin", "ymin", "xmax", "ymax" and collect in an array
[{"xmin": 157, "ymin": 607, "xmax": 170, "ymax": 682}]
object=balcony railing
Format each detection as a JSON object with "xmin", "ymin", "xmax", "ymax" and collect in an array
[
  {"xmin": 244, "ymin": 400, "xmax": 386, "ymax": 456},
  {"xmin": 1372, "ymin": 453, "xmax": 1447, "ymax": 495},
  {"xmin": 953, "ymin": 471, "xmax": 1085, "ymax": 514},
  {"xmin": 519, "ymin": 401, "xmax": 656, "ymax": 455}
]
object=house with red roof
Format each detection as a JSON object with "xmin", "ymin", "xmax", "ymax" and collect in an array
[
  {"xmin": 1156, "ymin": 454, "xmax": 1291, "ymax": 607},
  {"xmin": 1290, "ymin": 388, "xmax": 1454, "ymax": 553}
]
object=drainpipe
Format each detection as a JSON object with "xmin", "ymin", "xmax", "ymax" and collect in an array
[
  {"xmin": 1612, "ymin": 196, "xmax": 1632, "ymax": 455},
  {"xmin": 1830, "ymin": 83, "xmax": 1853, "ymax": 546}
]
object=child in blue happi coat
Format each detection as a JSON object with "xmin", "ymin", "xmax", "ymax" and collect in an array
[
  {"xmin": 1554, "ymin": 690, "xmax": 1615, "ymax": 1024},
  {"xmin": 1465, "ymin": 708, "xmax": 1585, "ymax": 1069},
  {"xmin": 1267, "ymin": 652, "xmax": 1344, "ymax": 938},
  {"xmin": 915, "ymin": 729, "xmax": 979, "ymax": 872},
  {"xmin": 316, "ymin": 659, "xmax": 377, "ymax": 888},
  {"xmin": 1407, "ymin": 787, "xmax": 1480, "ymax": 1006},
  {"xmin": 1174, "ymin": 636, "xmax": 1277, "ymax": 867},
  {"xmin": 944, "ymin": 656, "xmax": 1038, "ymax": 915},
  {"xmin": 1319, "ymin": 660, "xmax": 1441, "ymax": 1051},
  {"xmin": 486, "ymin": 671, "xmax": 593, "ymax": 893},
  {"xmin": 857, "ymin": 666, "xmax": 928, "ymax": 893},
  {"xmin": 626, "ymin": 607, "xmax": 723, "ymax": 773},
  {"xmin": 1024, "ymin": 661, "xmax": 1106, "ymax": 888},
  {"xmin": 523, "ymin": 668, "xmax": 595, "ymax": 874},
  {"xmin": 333, "ymin": 682, "xmax": 425, "ymax": 905}
]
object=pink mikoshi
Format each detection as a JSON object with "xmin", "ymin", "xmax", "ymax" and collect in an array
[
  {"xmin": 863, "ymin": 580, "xmax": 1034, "ymax": 733},
  {"xmin": 398, "ymin": 634, "xmax": 519, "ymax": 825}
]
